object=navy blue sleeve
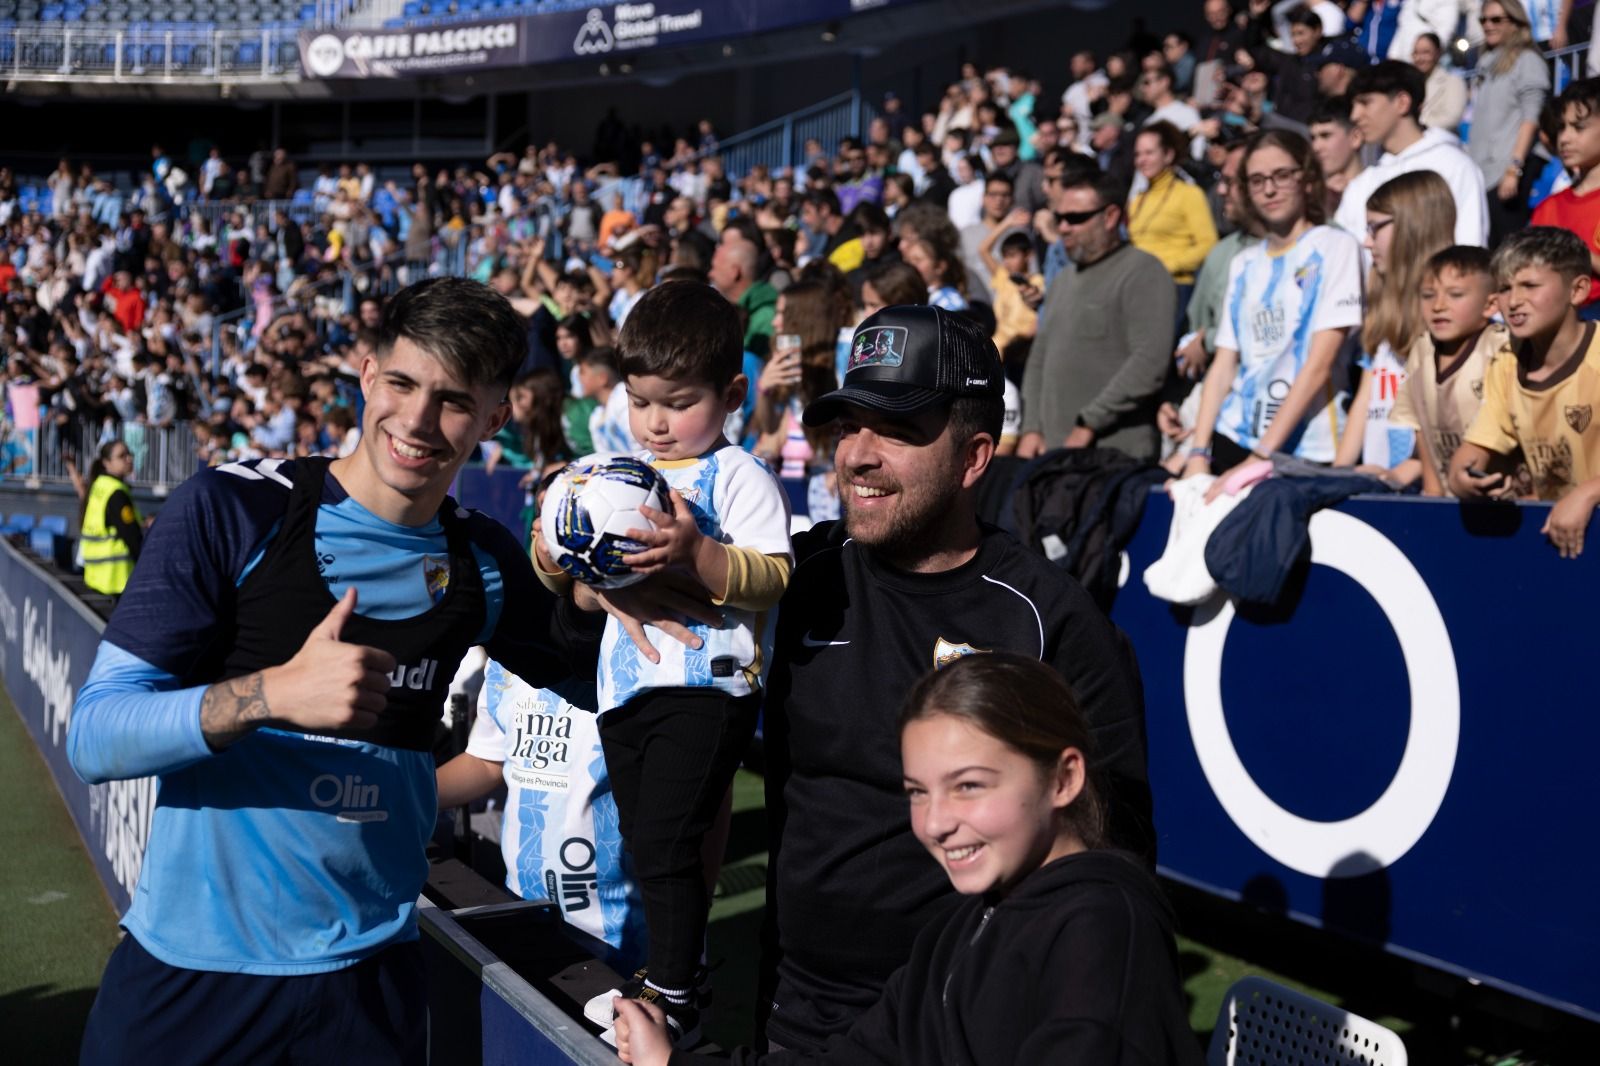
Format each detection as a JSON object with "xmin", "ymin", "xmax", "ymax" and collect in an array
[
  {"xmin": 104, "ymin": 460, "xmax": 295, "ymax": 678},
  {"xmin": 469, "ymin": 511, "xmax": 604, "ymax": 691}
]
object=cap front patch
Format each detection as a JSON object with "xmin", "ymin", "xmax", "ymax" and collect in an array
[{"xmin": 849, "ymin": 326, "xmax": 910, "ymax": 372}]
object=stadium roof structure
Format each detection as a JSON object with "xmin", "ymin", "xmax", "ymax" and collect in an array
[{"xmin": 0, "ymin": 0, "xmax": 1120, "ymax": 100}]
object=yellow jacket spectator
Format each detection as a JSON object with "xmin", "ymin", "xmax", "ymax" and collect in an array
[
  {"xmin": 79, "ymin": 441, "xmax": 144, "ymax": 596},
  {"xmin": 1127, "ymin": 123, "xmax": 1218, "ymax": 285}
]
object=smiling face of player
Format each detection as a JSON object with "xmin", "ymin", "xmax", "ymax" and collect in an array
[{"xmin": 348, "ymin": 336, "xmax": 510, "ymax": 526}]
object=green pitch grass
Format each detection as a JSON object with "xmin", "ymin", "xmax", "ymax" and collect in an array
[{"xmin": 0, "ymin": 688, "xmax": 121, "ymax": 1065}]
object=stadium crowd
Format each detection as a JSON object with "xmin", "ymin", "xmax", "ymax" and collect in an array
[
  {"xmin": 0, "ymin": 3, "xmax": 1595, "ymax": 531},
  {"xmin": 5, "ymin": 0, "xmax": 1600, "ymax": 560},
  {"xmin": 17, "ymin": 1, "xmax": 1600, "ymax": 1061}
]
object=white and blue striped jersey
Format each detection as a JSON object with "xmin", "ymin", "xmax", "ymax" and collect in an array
[
  {"xmin": 590, "ymin": 383, "xmax": 641, "ymax": 455},
  {"xmin": 470, "ymin": 661, "xmax": 644, "ymax": 967},
  {"xmin": 1214, "ymin": 225, "xmax": 1364, "ymax": 463},
  {"xmin": 597, "ymin": 444, "xmax": 791, "ymax": 714}
]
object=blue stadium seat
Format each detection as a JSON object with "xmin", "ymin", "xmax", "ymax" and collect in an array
[
  {"xmin": 38, "ymin": 515, "xmax": 68, "ymax": 536},
  {"xmin": 28, "ymin": 527, "xmax": 58, "ymax": 557},
  {"xmin": 2, "ymin": 514, "xmax": 38, "ymax": 535}
]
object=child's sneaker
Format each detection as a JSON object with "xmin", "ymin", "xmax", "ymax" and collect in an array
[
  {"xmin": 594, "ymin": 984, "xmax": 702, "ymax": 1050},
  {"xmin": 583, "ymin": 966, "xmax": 712, "ymax": 1028}
]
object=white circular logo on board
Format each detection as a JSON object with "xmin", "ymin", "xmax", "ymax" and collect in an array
[
  {"xmin": 306, "ymin": 34, "xmax": 346, "ymax": 78},
  {"xmin": 1182, "ymin": 509, "xmax": 1460, "ymax": 878}
]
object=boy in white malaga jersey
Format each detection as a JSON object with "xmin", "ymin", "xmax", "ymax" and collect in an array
[
  {"xmin": 537, "ymin": 281, "xmax": 791, "ymax": 1047},
  {"xmin": 437, "ymin": 659, "xmax": 647, "ymax": 968}
]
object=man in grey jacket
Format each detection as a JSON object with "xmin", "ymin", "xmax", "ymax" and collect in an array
[{"xmin": 1016, "ymin": 169, "xmax": 1176, "ymax": 462}]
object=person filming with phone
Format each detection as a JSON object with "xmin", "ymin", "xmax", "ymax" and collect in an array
[{"xmin": 751, "ymin": 280, "xmax": 852, "ymax": 520}]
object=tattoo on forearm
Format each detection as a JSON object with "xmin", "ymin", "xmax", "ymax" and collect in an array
[{"xmin": 201, "ymin": 673, "xmax": 272, "ymax": 748}]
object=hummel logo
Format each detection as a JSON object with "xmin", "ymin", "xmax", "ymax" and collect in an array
[{"xmin": 800, "ymin": 632, "xmax": 850, "ymax": 648}]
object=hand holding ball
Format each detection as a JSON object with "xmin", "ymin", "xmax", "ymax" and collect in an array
[{"xmin": 540, "ymin": 455, "xmax": 669, "ymax": 588}]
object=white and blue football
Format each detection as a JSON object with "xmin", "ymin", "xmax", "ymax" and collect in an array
[{"xmin": 541, "ymin": 454, "xmax": 668, "ymax": 589}]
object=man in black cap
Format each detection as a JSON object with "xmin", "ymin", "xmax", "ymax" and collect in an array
[
  {"xmin": 1313, "ymin": 38, "xmax": 1369, "ymax": 100},
  {"xmin": 754, "ymin": 304, "xmax": 1153, "ymax": 1053}
]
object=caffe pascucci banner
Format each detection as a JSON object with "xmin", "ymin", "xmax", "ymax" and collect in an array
[
  {"xmin": 0, "ymin": 539, "xmax": 152, "ymax": 916},
  {"xmin": 300, "ymin": 0, "xmax": 925, "ymax": 79}
]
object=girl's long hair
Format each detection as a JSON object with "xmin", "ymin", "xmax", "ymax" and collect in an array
[
  {"xmin": 512, "ymin": 368, "xmax": 570, "ymax": 469},
  {"xmin": 1362, "ymin": 170, "xmax": 1456, "ymax": 354},
  {"xmin": 775, "ymin": 279, "xmax": 847, "ymax": 455}
]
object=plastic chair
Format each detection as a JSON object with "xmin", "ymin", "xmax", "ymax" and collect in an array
[{"xmin": 1208, "ymin": 976, "xmax": 1408, "ymax": 1066}]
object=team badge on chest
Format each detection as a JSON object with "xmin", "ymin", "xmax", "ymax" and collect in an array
[
  {"xmin": 933, "ymin": 637, "xmax": 988, "ymax": 669},
  {"xmin": 423, "ymin": 555, "xmax": 450, "ymax": 604}
]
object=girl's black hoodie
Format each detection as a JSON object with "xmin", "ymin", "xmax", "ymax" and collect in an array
[{"xmin": 681, "ymin": 850, "xmax": 1205, "ymax": 1065}]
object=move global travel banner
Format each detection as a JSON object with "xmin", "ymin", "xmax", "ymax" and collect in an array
[
  {"xmin": 0, "ymin": 539, "xmax": 151, "ymax": 916},
  {"xmin": 299, "ymin": 0, "xmax": 926, "ymax": 79}
]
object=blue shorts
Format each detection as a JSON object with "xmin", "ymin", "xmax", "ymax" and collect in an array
[{"xmin": 80, "ymin": 934, "xmax": 427, "ymax": 1066}]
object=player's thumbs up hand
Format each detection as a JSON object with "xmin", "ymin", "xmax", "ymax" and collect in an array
[
  {"xmin": 262, "ymin": 587, "xmax": 398, "ymax": 734},
  {"xmin": 312, "ymin": 586, "xmax": 359, "ymax": 642}
]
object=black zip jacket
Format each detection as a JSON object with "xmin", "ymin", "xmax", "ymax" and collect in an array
[
  {"xmin": 759, "ymin": 521, "xmax": 1153, "ymax": 1051},
  {"xmin": 693, "ymin": 851, "xmax": 1202, "ymax": 1065}
]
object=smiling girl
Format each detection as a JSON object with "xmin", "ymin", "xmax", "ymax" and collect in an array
[{"xmin": 613, "ymin": 653, "xmax": 1201, "ymax": 1065}]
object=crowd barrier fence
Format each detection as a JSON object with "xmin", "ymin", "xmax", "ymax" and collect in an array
[{"xmin": 7, "ymin": 418, "xmax": 200, "ymax": 493}]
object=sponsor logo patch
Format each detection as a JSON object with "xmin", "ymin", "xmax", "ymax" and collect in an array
[{"xmin": 849, "ymin": 326, "xmax": 910, "ymax": 372}]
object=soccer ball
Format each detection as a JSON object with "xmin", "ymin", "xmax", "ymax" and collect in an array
[{"xmin": 541, "ymin": 454, "xmax": 668, "ymax": 589}]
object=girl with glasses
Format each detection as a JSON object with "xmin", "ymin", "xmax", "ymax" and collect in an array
[{"xmin": 1181, "ymin": 130, "xmax": 1364, "ymax": 487}]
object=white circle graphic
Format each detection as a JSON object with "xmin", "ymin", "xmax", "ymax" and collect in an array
[
  {"xmin": 305, "ymin": 34, "xmax": 346, "ymax": 79},
  {"xmin": 1182, "ymin": 509, "xmax": 1460, "ymax": 878}
]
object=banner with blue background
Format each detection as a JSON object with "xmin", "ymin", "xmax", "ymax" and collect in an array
[{"xmin": 1111, "ymin": 494, "xmax": 1600, "ymax": 1023}]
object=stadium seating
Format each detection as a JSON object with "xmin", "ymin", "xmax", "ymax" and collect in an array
[
  {"xmin": 5, "ymin": 0, "xmax": 354, "ymax": 25},
  {"xmin": 1207, "ymin": 976, "xmax": 1408, "ymax": 1066}
]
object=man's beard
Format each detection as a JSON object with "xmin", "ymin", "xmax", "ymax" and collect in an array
[{"xmin": 841, "ymin": 473, "xmax": 964, "ymax": 565}]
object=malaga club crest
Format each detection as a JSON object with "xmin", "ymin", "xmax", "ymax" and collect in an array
[{"xmin": 933, "ymin": 637, "xmax": 987, "ymax": 669}]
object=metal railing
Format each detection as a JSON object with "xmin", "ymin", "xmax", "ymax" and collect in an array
[
  {"xmin": 12, "ymin": 419, "xmax": 201, "ymax": 493},
  {"xmin": 0, "ymin": 23, "xmax": 303, "ymax": 83},
  {"xmin": 717, "ymin": 91, "xmax": 877, "ymax": 180},
  {"xmin": 183, "ymin": 197, "xmax": 316, "ymax": 234}
]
